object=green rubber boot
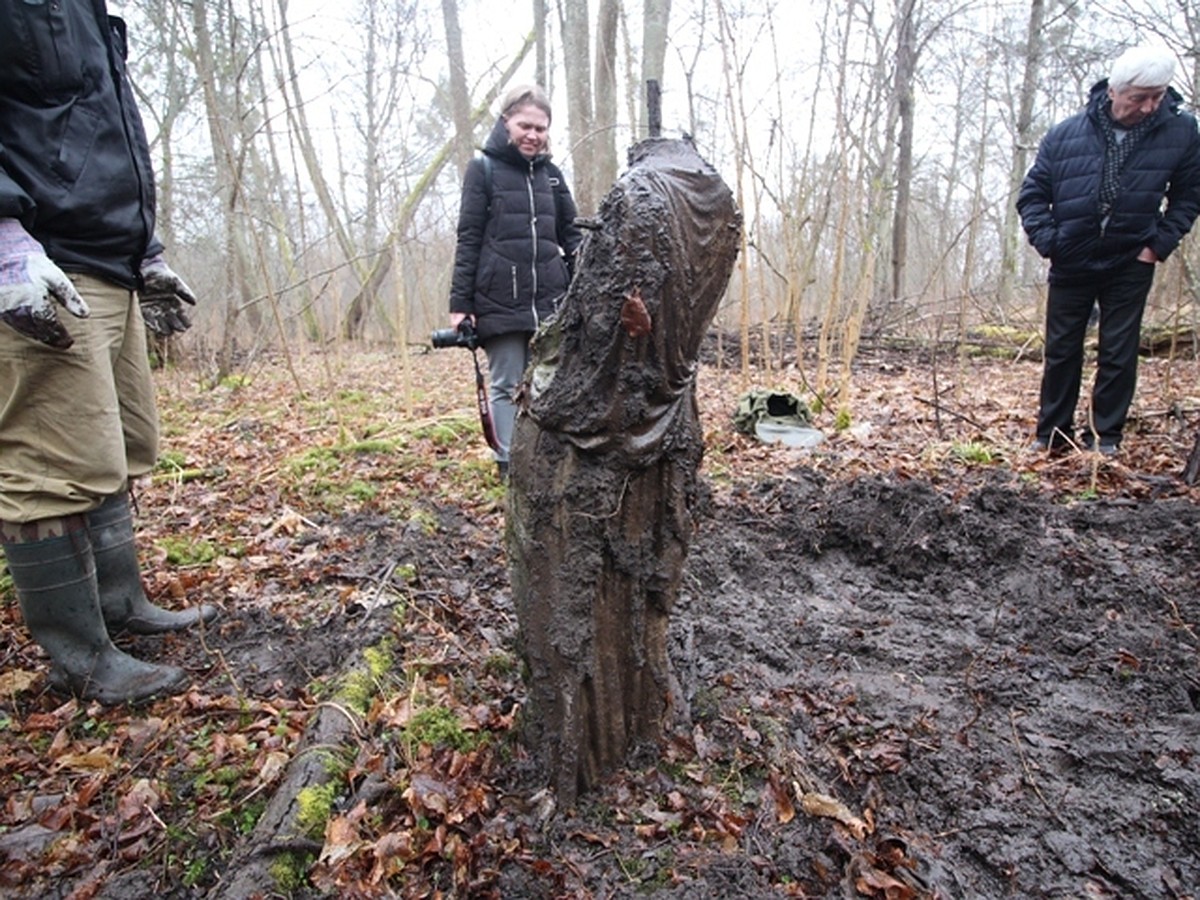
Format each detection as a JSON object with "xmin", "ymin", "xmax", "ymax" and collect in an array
[
  {"xmin": 2, "ymin": 520, "xmax": 188, "ymax": 705},
  {"xmin": 87, "ymin": 492, "xmax": 219, "ymax": 635}
]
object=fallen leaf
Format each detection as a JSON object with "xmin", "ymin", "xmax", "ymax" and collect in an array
[
  {"xmin": 0, "ymin": 670, "xmax": 40, "ymax": 696},
  {"xmin": 799, "ymin": 789, "xmax": 870, "ymax": 840}
]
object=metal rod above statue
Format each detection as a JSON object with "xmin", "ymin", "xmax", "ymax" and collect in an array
[{"xmin": 506, "ymin": 137, "xmax": 741, "ymax": 805}]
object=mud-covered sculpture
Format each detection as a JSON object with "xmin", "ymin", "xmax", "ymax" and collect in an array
[{"xmin": 506, "ymin": 137, "xmax": 740, "ymax": 803}]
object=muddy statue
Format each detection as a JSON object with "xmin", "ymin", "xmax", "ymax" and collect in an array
[{"xmin": 506, "ymin": 137, "xmax": 741, "ymax": 803}]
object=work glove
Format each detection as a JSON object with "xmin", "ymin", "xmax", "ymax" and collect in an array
[
  {"xmin": 139, "ymin": 254, "xmax": 196, "ymax": 337},
  {"xmin": 0, "ymin": 218, "xmax": 90, "ymax": 349}
]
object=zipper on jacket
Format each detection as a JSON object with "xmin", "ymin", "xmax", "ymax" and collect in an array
[{"xmin": 526, "ymin": 162, "xmax": 539, "ymax": 329}]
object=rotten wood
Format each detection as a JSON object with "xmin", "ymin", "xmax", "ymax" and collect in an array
[{"xmin": 506, "ymin": 138, "xmax": 740, "ymax": 804}]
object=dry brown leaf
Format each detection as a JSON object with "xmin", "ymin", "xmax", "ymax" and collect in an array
[{"xmin": 798, "ymin": 789, "xmax": 870, "ymax": 840}]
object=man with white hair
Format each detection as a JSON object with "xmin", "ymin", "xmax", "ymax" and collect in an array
[{"xmin": 1018, "ymin": 45, "xmax": 1200, "ymax": 456}]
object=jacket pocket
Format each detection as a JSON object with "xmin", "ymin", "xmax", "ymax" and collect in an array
[
  {"xmin": 2, "ymin": 1, "xmax": 84, "ymax": 96},
  {"xmin": 49, "ymin": 98, "xmax": 101, "ymax": 187}
]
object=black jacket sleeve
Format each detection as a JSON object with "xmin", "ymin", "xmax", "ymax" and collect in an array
[
  {"xmin": 449, "ymin": 157, "xmax": 491, "ymax": 315},
  {"xmin": 549, "ymin": 164, "xmax": 584, "ymax": 273}
]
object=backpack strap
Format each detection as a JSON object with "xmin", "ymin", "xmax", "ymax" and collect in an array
[
  {"xmin": 481, "ymin": 154, "xmax": 494, "ymax": 209},
  {"xmin": 545, "ymin": 161, "xmax": 570, "ymax": 244}
]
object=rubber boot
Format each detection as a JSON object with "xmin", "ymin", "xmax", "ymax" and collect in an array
[
  {"xmin": 87, "ymin": 492, "xmax": 219, "ymax": 635},
  {"xmin": 3, "ymin": 521, "xmax": 188, "ymax": 705}
]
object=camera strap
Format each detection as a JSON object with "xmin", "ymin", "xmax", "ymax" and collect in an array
[{"xmin": 471, "ymin": 348, "xmax": 501, "ymax": 452}]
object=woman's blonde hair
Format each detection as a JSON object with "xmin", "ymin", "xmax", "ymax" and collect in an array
[{"xmin": 500, "ymin": 84, "xmax": 553, "ymax": 123}]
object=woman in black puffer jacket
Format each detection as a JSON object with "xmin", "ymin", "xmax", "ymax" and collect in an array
[{"xmin": 448, "ymin": 85, "xmax": 583, "ymax": 478}]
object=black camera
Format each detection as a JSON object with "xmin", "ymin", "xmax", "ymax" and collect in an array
[{"xmin": 430, "ymin": 320, "xmax": 480, "ymax": 351}]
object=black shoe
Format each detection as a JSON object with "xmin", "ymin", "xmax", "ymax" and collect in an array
[
  {"xmin": 1030, "ymin": 437, "xmax": 1071, "ymax": 456},
  {"xmin": 496, "ymin": 461, "xmax": 510, "ymax": 481},
  {"xmin": 1081, "ymin": 436, "xmax": 1119, "ymax": 456}
]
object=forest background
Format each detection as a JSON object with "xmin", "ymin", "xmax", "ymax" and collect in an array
[{"xmin": 115, "ymin": 0, "xmax": 1198, "ymax": 403}]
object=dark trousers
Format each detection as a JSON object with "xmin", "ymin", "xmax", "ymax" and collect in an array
[{"xmin": 1037, "ymin": 260, "xmax": 1155, "ymax": 447}]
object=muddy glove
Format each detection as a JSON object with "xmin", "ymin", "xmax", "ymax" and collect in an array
[
  {"xmin": 139, "ymin": 255, "xmax": 196, "ymax": 337},
  {"xmin": 0, "ymin": 218, "xmax": 90, "ymax": 349}
]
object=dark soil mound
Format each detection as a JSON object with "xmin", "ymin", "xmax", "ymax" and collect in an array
[{"xmin": 654, "ymin": 471, "xmax": 1200, "ymax": 898}]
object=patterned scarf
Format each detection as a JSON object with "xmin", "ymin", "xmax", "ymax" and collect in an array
[{"xmin": 1098, "ymin": 101, "xmax": 1155, "ymax": 216}]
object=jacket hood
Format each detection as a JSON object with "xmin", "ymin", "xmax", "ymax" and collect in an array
[{"xmin": 481, "ymin": 115, "xmax": 552, "ymax": 168}]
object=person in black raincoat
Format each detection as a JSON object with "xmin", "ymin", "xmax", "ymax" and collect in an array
[{"xmin": 448, "ymin": 84, "xmax": 583, "ymax": 478}]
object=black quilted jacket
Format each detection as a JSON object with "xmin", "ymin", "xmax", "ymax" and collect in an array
[
  {"xmin": 0, "ymin": 0, "xmax": 162, "ymax": 288},
  {"xmin": 1018, "ymin": 81, "xmax": 1200, "ymax": 284},
  {"xmin": 449, "ymin": 117, "xmax": 582, "ymax": 342}
]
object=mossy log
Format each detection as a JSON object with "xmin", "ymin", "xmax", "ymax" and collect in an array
[{"xmin": 506, "ymin": 138, "xmax": 740, "ymax": 804}]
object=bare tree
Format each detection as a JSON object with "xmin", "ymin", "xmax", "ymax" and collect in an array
[
  {"xmin": 443, "ymin": 0, "xmax": 474, "ymax": 175},
  {"xmin": 891, "ymin": 0, "xmax": 918, "ymax": 303},
  {"xmin": 593, "ymin": 0, "xmax": 621, "ymax": 193},
  {"xmin": 559, "ymin": 0, "xmax": 597, "ymax": 212},
  {"xmin": 998, "ymin": 0, "xmax": 1048, "ymax": 309},
  {"xmin": 640, "ymin": 0, "xmax": 671, "ymax": 138}
]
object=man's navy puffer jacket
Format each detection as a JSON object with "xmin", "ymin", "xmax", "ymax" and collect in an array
[
  {"xmin": 1018, "ymin": 80, "xmax": 1200, "ymax": 285},
  {"xmin": 449, "ymin": 117, "xmax": 583, "ymax": 342}
]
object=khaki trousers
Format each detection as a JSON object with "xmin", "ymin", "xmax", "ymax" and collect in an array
[{"xmin": 0, "ymin": 274, "xmax": 158, "ymax": 522}]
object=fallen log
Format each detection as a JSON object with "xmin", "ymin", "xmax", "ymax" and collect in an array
[{"xmin": 506, "ymin": 137, "xmax": 741, "ymax": 805}]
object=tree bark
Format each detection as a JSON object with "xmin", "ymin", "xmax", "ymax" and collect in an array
[
  {"xmin": 890, "ymin": 0, "xmax": 917, "ymax": 303},
  {"xmin": 560, "ymin": 0, "xmax": 596, "ymax": 213},
  {"xmin": 999, "ymin": 0, "xmax": 1047, "ymax": 308},
  {"xmin": 442, "ymin": 0, "xmax": 473, "ymax": 176},
  {"xmin": 507, "ymin": 138, "xmax": 740, "ymax": 805},
  {"xmin": 592, "ymin": 0, "xmax": 620, "ymax": 195}
]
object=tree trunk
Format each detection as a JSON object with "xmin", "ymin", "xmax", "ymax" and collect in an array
[
  {"xmin": 507, "ymin": 138, "xmax": 740, "ymax": 805},
  {"xmin": 560, "ymin": 0, "xmax": 596, "ymax": 213},
  {"xmin": 592, "ymin": 0, "xmax": 620, "ymax": 195},
  {"xmin": 890, "ymin": 0, "xmax": 917, "ymax": 303},
  {"xmin": 640, "ymin": 0, "xmax": 671, "ymax": 138},
  {"xmin": 999, "ymin": 0, "xmax": 1047, "ymax": 309},
  {"xmin": 442, "ymin": 0, "xmax": 473, "ymax": 176}
]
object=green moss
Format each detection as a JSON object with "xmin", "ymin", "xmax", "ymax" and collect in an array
[
  {"xmin": 363, "ymin": 640, "xmax": 395, "ymax": 680},
  {"xmin": 404, "ymin": 706, "xmax": 482, "ymax": 753},
  {"xmin": 155, "ymin": 449, "xmax": 189, "ymax": 471},
  {"xmin": 346, "ymin": 480, "xmax": 378, "ymax": 501},
  {"xmin": 411, "ymin": 417, "xmax": 477, "ymax": 446},
  {"xmin": 219, "ymin": 373, "xmax": 252, "ymax": 390},
  {"xmin": 406, "ymin": 508, "xmax": 440, "ymax": 536},
  {"xmin": 329, "ymin": 638, "xmax": 396, "ymax": 714},
  {"xmin": 296, "ymin": 782, "xmax": 339, "ymax": 838},
  {"xmin": 159, "ymin": 536, "xmax": 218, "ymax": 566},
  {"xmin": 483, "ymin": 650, "xmax": 518, "ymax": 677},
  {"xmin": 269, "ymin": 851, "xmax": 314, "ymax": 893},
  {"xmin": 834, "ymin": 407, "xmax": 852, "ymax": 431}
]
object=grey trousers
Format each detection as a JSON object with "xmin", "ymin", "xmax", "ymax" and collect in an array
[{"xmin": 483, "ymin": 331, "xmax": 532, "ymax": 463}]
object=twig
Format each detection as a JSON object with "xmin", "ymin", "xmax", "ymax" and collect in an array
[
  {"xmin": 1008, "ymin": 710, "xmax": 1062, "ymax": 823},
  {"xmin": 914, "ymin": 395, "xmax": 989, "ymax": 432}
]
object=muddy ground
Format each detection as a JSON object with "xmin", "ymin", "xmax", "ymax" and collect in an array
[
  {"xmin": 671, "ymin": 472, "xmax": 1200, "ymax": 898},
  {"xmin": 199, "ymin": 467, "xmax": 1198, "ymax": 898}
]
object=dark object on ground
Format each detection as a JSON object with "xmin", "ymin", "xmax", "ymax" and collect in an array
[{"xmin": 507, "ymin": 137, "xmax": 741, "ymax": 804}]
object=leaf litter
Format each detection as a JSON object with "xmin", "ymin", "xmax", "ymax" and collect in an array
[{"xmin": 0, "ymin": 342, "xmax": 1197, "ymax": 898}]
